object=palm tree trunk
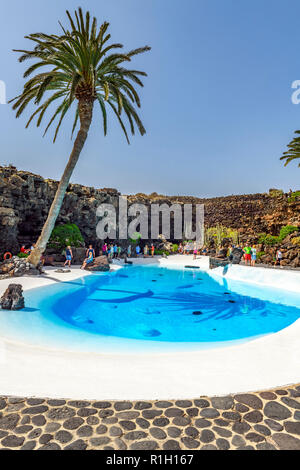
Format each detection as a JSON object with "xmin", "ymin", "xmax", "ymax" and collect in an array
[{"xmin": 27, "ymin": 99, "xmax": 94, "ymax": 267}]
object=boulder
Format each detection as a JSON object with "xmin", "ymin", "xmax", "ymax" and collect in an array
[
  {"xmin": 0, "ymin": 284, "xmax": 25, "ymax": 310},
  {"xmin": 216, "ymin": 248, "xmax": 228, "ymax": 258},
  {"xmin": 43, "ymin": 255, "xmax": 55, "ymax": 266},
  {"xmin": 84, "ymin": 255, "xmax": 110, "ymax": 272},
  {"xmin": 261, "ymin": 254, "xmax": 273, "ymax": 264},
  {"xmin": 209, "ymin": 257, "xmax": 229, "ymax": 269},
  {"xmin": 280, "ymin": 259, "xmax": 290, "ymax": 267},
  {"xmin": 0, "ymin": 257, "xmax": 43, "ymax": 278},
  {"xmin": 290, "ymin": 256, "xmax": 300, "ymax": 267},
  {"xmin": 156, "ymin": 234, "xmax": 173, "ymax": 252},
  {"xmin": 52, "ymin": 254, "xmax": 65, "ymax": 263},
  {"xmin": 229, "ymin": 247, "xmax": 244, "ymax": 264},
  {"xmin": 72, "ymin": 247, "xmax": 86, "ymax": 265},
  {"xmin": 209, "ymin": 247, "xmax": 243, "ymax": 269}
]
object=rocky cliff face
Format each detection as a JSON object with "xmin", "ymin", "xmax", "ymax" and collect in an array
[
  {"xmin": 0, "ymin": 166, "xmax": 120, "ymax": 256},
  {"xmin": 0, "ymin": 165, "xmax": 300, "ymax": 258}
]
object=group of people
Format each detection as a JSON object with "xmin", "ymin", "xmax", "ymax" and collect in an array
[
  {"xmin": 137, "ymin": 244, "xmax": 155, "ymax": 258},
  {"xmin": 65, "ymin": 243, "xmax": 156, "ymax": 269},
  {"xmin": 177, "ymin": 241, "xmax": 281, "ymax": 268},
  {"xmin": 64, "ymin": 245, "xmax": 96, "ymax": 270},
  {"xmin": 20, "ymin": 243, "xmax": 36, "ymax": 255},
  {"xmin": 177, "ymin": 242, "xmax": 207, "ymax": 258},
  {"xmin": 237, "ymin": 244, "xmax": 257, "ymax": 267},
  {"xmin": 101, "ymin": 243, "xmax": 122, "ymax": 259},
  {"xmin": 100, "ymin": 243, "xmax": 155, "ymax": 259},
  {"xmin": 17, "ymin": 239, "xmax": 285, "ymax": 270},
  {"xmin": 235, "ymin": 244, "xmax": 282, "ymax": 267}
]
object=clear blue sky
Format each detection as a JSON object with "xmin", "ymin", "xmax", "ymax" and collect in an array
[{"xmin": 1, "ymin": 0, "xmax": 300, "ymax": 197}]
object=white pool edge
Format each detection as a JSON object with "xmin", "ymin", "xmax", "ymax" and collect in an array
[{"xmin": 0, "ymin": 255, "xmax": 300, "ymax": 400}]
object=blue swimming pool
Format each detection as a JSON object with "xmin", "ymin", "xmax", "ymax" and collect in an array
[{"xmin": 11, "ymin": 264, "xmax": 300, "ymax": 347}]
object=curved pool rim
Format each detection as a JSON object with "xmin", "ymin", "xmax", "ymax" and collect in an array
[
  {"xmin": 1, "ymin": 259, "xmax": 300, "ymax": 354},
  {"xmin": 0, "ymin": 257, "xmax": 300, "ymax": 400}
]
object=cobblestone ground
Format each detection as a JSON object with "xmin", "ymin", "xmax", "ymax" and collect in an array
[{"xmin": 0, "ymin": 384, "xmax": 300, "ymax": 450}]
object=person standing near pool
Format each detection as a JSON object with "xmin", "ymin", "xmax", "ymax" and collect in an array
[
  {"xmin": 117, "ymin": 245, "xmax": 122, "ymax": 258},
  {"xmin": 243, "ymin": 244, "xmax": 252, "ymax": 266},
  {"xmin": 81, "ymin": 245, "xmax": 95, "ymax": 269},
  {"xmin": 102, "ymin": 243, "xmax": 107, "ymax": 256},
  {"xmin": 144, "ymin": 244, "xmax": 149, "ymax": 258},
  {"xmin": 64, "ymin": 245, "xmax": 73, "ymax": 267},
  {"xmin": 201, "ymin": 246, "xmax": 207, "ymax": 256},
  {"xmin": 275, "ymin": 249, "xmax": 283, "ymax": 266},
  {"xmin": 136, "ymin": 245, "xmax": 141, "ymax": 257},
  {"xmin": 251, "ymin": 245, "xmax": 257, "ymax": 267},
  {"xmin": 127, "ymin": 244, "xmax": 132, "ymax": 258},
  {"xmin": 87, "ymin": 244, "xmax": 95, "ymax": 259},
  {"xmin": 151, "ymin": 244, "xmax": 155, "ymax": 257}
]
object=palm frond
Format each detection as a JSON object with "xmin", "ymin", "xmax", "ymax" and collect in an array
[
  {"xmin": 10, "ymin": 7, "xmax": 151, "ymax": 142},
  {"xmin": 281, "ymin": 130, "xmax": 300, "ymax": 167},
  {"xmin": 107, "ymin": 99, "xmax": 130, "ymax": 144}
]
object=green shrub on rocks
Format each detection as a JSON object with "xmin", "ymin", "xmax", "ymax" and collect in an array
[
  {"xmin": 278, "ymin": 225, "xmax": 298, "ymax": 240},
  {"xmin": 258, "ymin": 225, "xmax": 298, "ymax": 247},
  {"xmin": 154, "ymin": 249, "xmax": 170, "ymax": 256},
  {"xmin": 268, "ymin": 188, "xmax": 284, "ymax": 197},
  {"xmin": 48, "ymin": 223, "xmax": 84, "ymax": 251},
  {"xmin": 204, "ymin": 226, "xmax": 239, "ymax": 249},
  {"xmin": 287, "ymin": 191, "xmax": 300, "ymax": 203},
  {"xmin": 17, "ymin": 252, "xmax": 29, "ymax": 258},
  {"xmin": 258, "ymin": 233, "xmax": 278, "ymax": 246}
]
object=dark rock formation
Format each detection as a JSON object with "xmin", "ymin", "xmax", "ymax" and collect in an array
[
  {"xmin": 0, "ymin": 256, "xmax": 43, "ymax": 279},
  {"xmin": 84, "ymin": 256, "xmax": 110, "ymax": 272},
  {"xmin": 128, "ymin": 189, "xmax": 300, "ymax": 243},
  {"xmin": 0, "ymin": 166, "xmax": 300, "ymax": 267},
  {"xmin": 43, "ymin": 255, "xmax": 55, "ymax": 266},
  {"xmin": 43, "ymin": 246, "xmax": 86, "ymax": 265},
  {"xmin": 229, "ymin": 247, "xmax": 244, "ymax": 264},
  {"xmin": 256, "ymin": 232, "xmax": 300, "ymax": 267},
  {"xmin": 215, "ymin": 248, "xmax": 228, "ymax": 258},
  {"xmin": 209, "ymin": 258, "xmax": 229, "ymax": 269},
  {"xmin": 71, "ymin": 247, "xmax": 87, "ymax": 265},
  {"xmin": 209, "ymin": 248, "xmax": 243, "ymax": 270},
  {"xmin": 0, "ymin": 284, "xmax": 25, "ymax": 310},
  {"xmin": 0, "ymin": 166, "xmax": 121, "ymax": 257}
]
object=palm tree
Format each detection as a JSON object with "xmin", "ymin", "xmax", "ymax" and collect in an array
[
  {"xmin": 10, "ymin": 7, "xmax": 150, "ymax": 266},
  {"xmin": 280, "ymin": 130, "xmax": 300, "ymax": 168}
]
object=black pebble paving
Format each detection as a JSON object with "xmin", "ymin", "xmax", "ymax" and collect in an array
[{"xmin": 0, "ymin": 384, "xmax": 300, "ymax": 450}]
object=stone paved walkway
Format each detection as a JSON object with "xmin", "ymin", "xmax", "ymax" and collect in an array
[{"xmin": 0, "ymin": 384, "xmax": 300, "ymax": 450}]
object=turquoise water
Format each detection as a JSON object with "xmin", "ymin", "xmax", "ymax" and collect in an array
[{"xmin": 18, "ymin": 265, "xmax": 300, "ymax": 344}]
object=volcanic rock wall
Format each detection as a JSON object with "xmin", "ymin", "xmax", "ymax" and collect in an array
[
  {"xmin": 0, "ymin": 165, "xmax": 300, "ymax": 257},
  {"xmin": 0, "ymin": 166, "xmax": 120, "ymax": 255}
]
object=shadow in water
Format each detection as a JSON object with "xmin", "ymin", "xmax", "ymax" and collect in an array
[
  {"xmin": 89, "ymin": 289, "xmax": 154, "ymax": 303},
  {"xmin": 21, "ymin": 307, "xmax": 39, "ymax": 312}
]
